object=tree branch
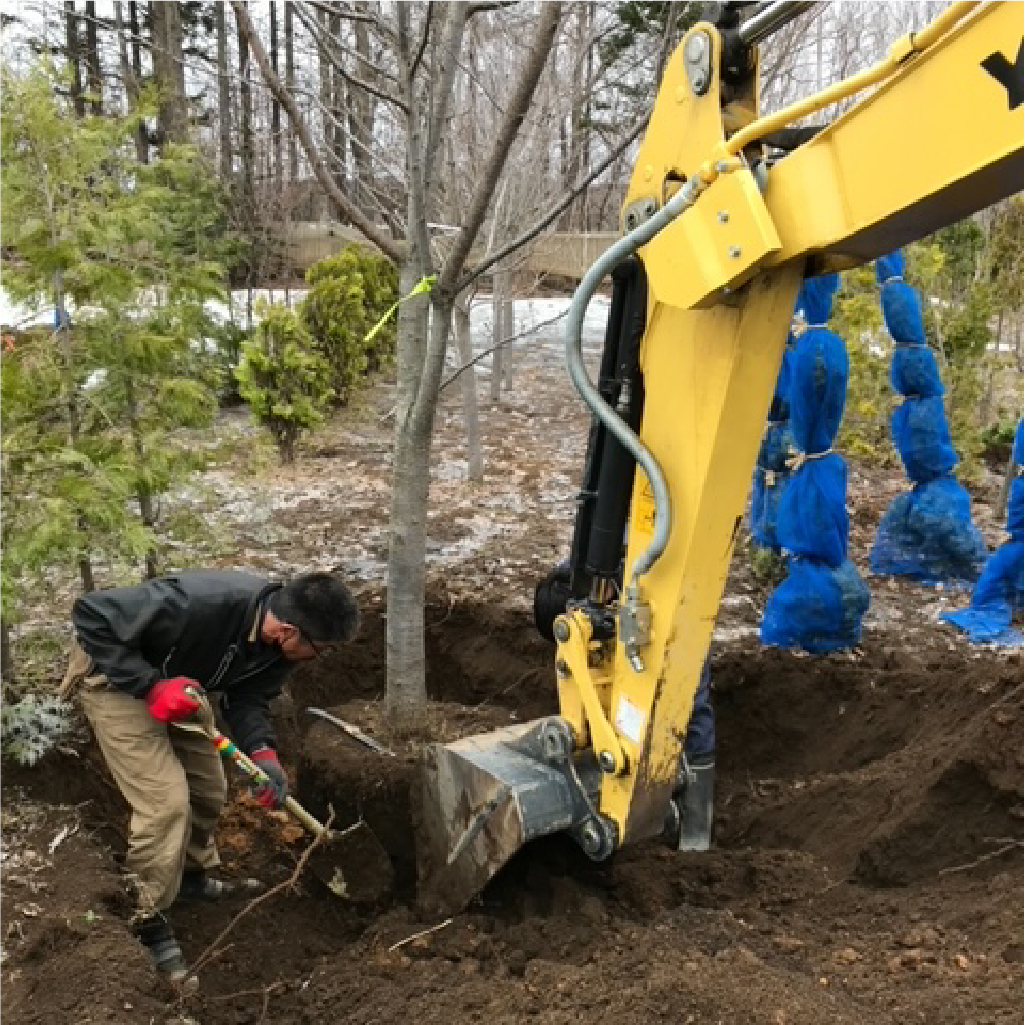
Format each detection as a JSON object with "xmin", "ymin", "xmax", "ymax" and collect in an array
[
  {"xmin": 189, "ymin": 809, "xmax": 344, "ymax": 976},
  {"xmin": 439, "ymin": 307, "xmax": 569, "ymax": 392},
  {"xmin": 453, "ymin": 110, "xmax": 647, "ymax": 294},
  {"xmin": 438, "ymin": 3, "xmax": 563, "ymax": 295},
  {"xmin": 291, "ymin": 2, "xmax": 407, "ymax": 113},
  {"xmin": 230, "ymin": 0, "xmax": 403, "ymax": 264},
  {"xmin": 423, "ymin": 3, "xmax": 469, "ymax": 192},
  {"xmin": 410, "ymin": 4, "xmax": 433, "ymax": 79},
  {"xmin": 304, "ymin": 0, "xmax": 392, "ymax": 40}
]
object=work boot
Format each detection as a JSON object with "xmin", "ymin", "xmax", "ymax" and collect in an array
[
  {"xmin": 675, "ymin": 754, "xmax": 714, "ymax": 852},
  {"xmin": 176, "ymin": 869, "xmax": 263, "ymax": 903},
  {"xmin": 133, "ymin": 912, "xmax": 188, "ymax": 981}
]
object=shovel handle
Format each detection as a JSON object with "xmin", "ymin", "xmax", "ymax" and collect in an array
[
  {"xmin": 209, "ymin": 729, "xmax": 330, "ymax": 838},
  {"xmin": 180, "ymin": 689, "xmax": 329, "ymax": 839}
]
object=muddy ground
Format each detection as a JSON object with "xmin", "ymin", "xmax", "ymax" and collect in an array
[{"xmin": 2, "ymin": 307, "xmax": 1022, "ymax": 1024}]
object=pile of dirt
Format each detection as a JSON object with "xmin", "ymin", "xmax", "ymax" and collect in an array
[
  {"xmin": 1, "ymin": 785, "xmax": 172, "ymax": 1025},
  {"xmin": 3, "ymin": 594, "xmax": 1021, "ymax": 1025}
]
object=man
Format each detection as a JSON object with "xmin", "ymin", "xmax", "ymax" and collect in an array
[
  {"xmin": 60, "ymin": 570, "xmax": 359, "ymax": 981},
  {"xmin": 533, "ymin": 561, "xmax": 715, "ymax": 852}
]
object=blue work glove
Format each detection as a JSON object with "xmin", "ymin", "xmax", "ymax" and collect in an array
[{"xmin": 249, "ymin": 746, "xmax": 288, "ymax": 808}]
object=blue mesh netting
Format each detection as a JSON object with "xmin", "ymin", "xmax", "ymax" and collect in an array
[
  {"xmin": 761, "ymin": 558, "xmax": 871, "ymax": 653},
  {"xmin": 750, "ymin": 421, "xmax": 794, "ymax": 550},
  {"xmin": 870, "ymin": 474, "xmax": 988, "ymax": 583},
  {"xmin": 795, "ymin": 273, "xmax": 840, "ymax": 326},
  {"xmin": 788, "ymin": 325, "xmax": 848, "ymax": 453},
  {"xmin": 940, "ymin": 419, "xmax": 1024, "ymax": 645},
  {"xmin": 761, "ymin": 273, "xmax": 868, "ymax": 653},
  {"xmin": 890, "ymin": 346, "xmax": 944, "ymax": 398},
  {"xmin": 1008, "ymin": 474, "xmax": 1024, "ymax": 538},
  {"xmin": 776, "ymin": 452, "xmax": 848, "ymax": 567},
  {"xmin": 870, "ymin": 250, "xmax": 986, "ymax": 585},
  {"xmin": 891, "ymin": 396, "xmax": 959, "ymax": 483}
]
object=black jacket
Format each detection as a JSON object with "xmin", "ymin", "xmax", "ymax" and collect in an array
[{"xmin": 72, "ymin": 571, "xmax": 288, "ymax": 753}]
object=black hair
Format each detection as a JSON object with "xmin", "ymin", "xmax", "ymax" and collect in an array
[{"xmin": 270, "ymin": 572, "xmax": 359, "ymax": 645}]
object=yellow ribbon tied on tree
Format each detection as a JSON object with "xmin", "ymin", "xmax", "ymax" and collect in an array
[{"xmin": 363, "ymin": 274, "xmax": 436, "ymax": 345}]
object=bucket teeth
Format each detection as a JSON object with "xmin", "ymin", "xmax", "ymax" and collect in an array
[{"xmin": 415, "ymin": 718, "xmax": 598, "ymax": 914}]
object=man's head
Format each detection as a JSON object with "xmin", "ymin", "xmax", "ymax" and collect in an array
[{"xmin": 262, "ymin": 572, "xmax": 359, "ymax": 662}]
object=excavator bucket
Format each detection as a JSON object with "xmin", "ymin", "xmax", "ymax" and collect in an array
[{"xmin": 416, "ymin": 717, "xmax": 605, "ymax": 914}]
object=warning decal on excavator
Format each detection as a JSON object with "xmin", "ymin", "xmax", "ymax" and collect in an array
[
  {"xmin": 614, "ymin": 696, "xmax": 645, "ymax": 746},
  {"xmin": 981, "ymin": 39, "xmax": 1023, "ymax": 110}
]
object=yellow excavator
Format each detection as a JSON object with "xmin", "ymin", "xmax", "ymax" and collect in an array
[{"xmin": 417, "ymin": 0, "xmax": 1024, "ymax": 912}]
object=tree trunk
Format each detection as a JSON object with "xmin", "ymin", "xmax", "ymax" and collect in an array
[
  {"xmin": 280, "ymin": 432, "xmax": 296, "ymax": 465},
  {"xmin": 114, "ymin": 1, "xmax": 148, "ymax": 163},
  {"xmin": 269, "ymin": 2, "xmax": 283, "ymax": 186},
  {"xmin": 502, "ymin": 282, "xmax": 514, "ymax": 392},
  {"xmin": 65, "ymin": 2, "xmax": 86, "ymax": 118},
  {"xmin": 386, "ymin": 263, "xmax": 440, "ymax": 717},
  {"xmin": 1015, "ymin": 311, "xmax": 1023, "ymax": 374},
  {"xmin": 126, "ymin": 377, "xmax": 159, "ymax": 579},
  {"xmin": 150, "ymin": 1, "xmax": 188, "ymax": 146},
  {"xmin": 348, "ymin": 4, "xmax": 376, "ymax": 207},
  {"xmin": 567, "ymin": 7, "xmax": 585, "ymax": 229},
  {"xmin": 55, "ymin": 271, "xmax": 95, "ymax": 593},
  {"xmin": 454, "ymin": 298, "xmax": 485, "ymax": 482},
  {"xmin": 216, "ymin": 2, "xmax": 232, "ymax": 181},
  {"xmin": 284, "ymin": 1, "xmax": 298, "ymax": 181},
  {"xmin": 0, "ymin": 618, "xmax": 14, "ymax": 685},
  {"xmin": 490, "ymin": 278, "xmax": 504, "ymax": 403},
  {"xmin": 128, "ymin": 2, "xmax": 147, "ymax": 161},
  {"xmin": 236, "ymin": 3, "xmax": 255, "ymax": 206},
  {"xmin": 328, "ymin": 11, "xmax": 347, "ymax": 192},
  {"xmin": 317, "ymin": 7, "xmax": 333, "ymax": 189},
  {"xmin": 84, "ymin": 0, "xmax": 103, "ymax": 115}
]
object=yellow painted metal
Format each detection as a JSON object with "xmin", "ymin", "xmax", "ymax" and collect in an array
[
  {"xmin": 567, "ymin": 1, "xmax": 1023, "ymax": 846},
  {"xmin": 600, "ymin": 263, "xmax": 804, "ymax": 842},
  {"xmin": 641, "ymin": 167, "xmax": 782, "ymax": 310},
  {"xmin": 554, "ymin": 614, "xmax": 624, "ymax": 771},
  {"xmin": 623, "ymin": 22, "xmax": 724, "ymax": 215},
  {"xmin": 763, "ymin": 1, "xmax": 1023, "ymax": 267},
  {"xmin": 585, "ymin": 24, "xmax": 807, "ymax": 842}
]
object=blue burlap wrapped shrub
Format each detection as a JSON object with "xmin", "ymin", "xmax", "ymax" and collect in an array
[
  {"xmin": 761, "ymin": 273, "xmax": 868, "ymax": 652},
  {"xmin": 870, "ymin": 249, "xmax": 986, "ymax": 585},
  {"xmin": 940, "ymin": 420, "xmax": 1024, "ymax": 644}
]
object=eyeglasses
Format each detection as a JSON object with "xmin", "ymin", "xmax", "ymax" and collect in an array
[{"xmin": 293, "ymin": 625, "xmax": 336, "ymax": 657}]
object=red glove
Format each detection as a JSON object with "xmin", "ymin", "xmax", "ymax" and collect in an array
[
  {"xmin": 145, "ymin": 677, "xmax": 201, "ymax": 723},
  {"xmin": 250, "ymin": 747, "xmax": 288, "ymax": 808}
]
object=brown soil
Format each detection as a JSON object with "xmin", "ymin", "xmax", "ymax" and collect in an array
[
  {"xmin": 3, "ymin": 324, "xmax": 1022, "ymax": 1024},
  {"xmin": 4, "ymin": 598, "xmax": 1021, "ymax": 1025}
]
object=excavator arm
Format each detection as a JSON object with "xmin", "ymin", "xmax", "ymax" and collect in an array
[{"xmin": 418, "ymin": 0, "xmax": 1023, "ymax": 912}]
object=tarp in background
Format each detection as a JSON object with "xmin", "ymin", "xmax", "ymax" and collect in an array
[
  {"xmin": 940, "ymin": 420, "xmax": 1024, "ymax": 645},
  {"xmin": 761, "ymin": 274, "xmax": 870, "ymax": 652},
  {"xmin": 869, "ymin": 250, "xmax": 988, "ymax": 584}
]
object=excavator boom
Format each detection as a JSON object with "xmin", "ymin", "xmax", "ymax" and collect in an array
[{"xmin": 418, "ymin": 0, "xmax": 1024, "ymax": 911}]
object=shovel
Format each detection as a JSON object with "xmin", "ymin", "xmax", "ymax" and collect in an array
[{"xmin": 174, "ymin": 692, "xmax": 394, "ymax": 903}]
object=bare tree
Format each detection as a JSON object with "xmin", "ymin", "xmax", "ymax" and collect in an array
[
  {"xmin": 150, "ymin": 1, "xmax": 187, "ymax": 145},
  {"xmin": 233, "ymin": 1, "xmax": 562, "ymax": 715},
  {"xmin": 64, "ymin": 2, "xmax": 86, "ymax": 117},
  {"xmin": 83, "ymin": 0, "xmax": 102, "ymax": 114},
  {"xmin": 453, "ymin": 299, "xmax": 485, "ymax": 481},
  {"xmin": 284, "ymin": 1, "xmax": 299, "ymax": 181},
  {"xmin": 216, "ymin": 3, "xmax": 233, "ymax": 180},
  {"xmin": 269, "ymin": 1, "xmax": 283, "ymax": 185}
]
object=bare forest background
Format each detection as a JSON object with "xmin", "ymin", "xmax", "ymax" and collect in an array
[{"xmin": 1, "ymin": 2, "xmax": 1021, "ymax": 711}]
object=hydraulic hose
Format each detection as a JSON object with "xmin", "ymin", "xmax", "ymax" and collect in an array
[{"xmin": 565, "ymin": 176, "xmax": 707, "ymax": 586}]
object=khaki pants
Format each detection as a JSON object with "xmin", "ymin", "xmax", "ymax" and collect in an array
[{"xmin": 62, "ymin": 644, "xmax": 227, "ymax": 915}]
